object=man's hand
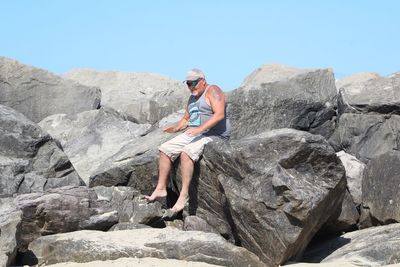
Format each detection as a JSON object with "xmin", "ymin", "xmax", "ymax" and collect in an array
[
  {"xmin": 185, "ymin": 127, "xmax": 203, "ymax": 136},
  {"xmin": 163, "ymin": 125, "xmax": 177, "ymax": 133}
]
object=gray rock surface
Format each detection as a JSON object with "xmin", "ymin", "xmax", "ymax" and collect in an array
[
  {"xmin": 0, "ymin": 56, "xmax": 100, "ymax": 122},
  {"xmin": 63, "ymin": 69, "xmax": 189, "ymax": 124},
  {"xmin": 193, "ymin": 128, "xmax": 346, "ymax": 266},
  {"xmin": 329, "ymin": 113, "xmax": 400, "ymax": 162},
  {"xmin": 360, "ymin": 151, "xmax": 400, "ymax": 226},
  {"xmin": 337, "ymin": 72, "xmax": 400, "ymax": 115},
  {"xmin": 229, "ymin": 64, "xmax": 337, "ymax": 139},
  {"xmin": 0, "ymin": 197, "xmax": 21, "ymax": 267},
  {"xmin": 0, "ymin": 105, "xmax": 83, "ymax": 196},
  {"xmin": 336, "ymin": 151, "xmax": 365, "ymax": 206},
  {"xmin": 38, "ymin": 107, "xmax": 152, "ymax": 185},
  {"xmin": 303, "ymin": 223, "xmax": 400, "ymax": 266},
  {"xmin": 46, "ymin": 257, "xmax": 222, "ymax": 267},
  {"xmin": 29, "ymin": 228, "xmax": 265, "ymax": 267},
  {"xmin": 15, "ymin": 186, "xmax": 118, "ymax": 250}
]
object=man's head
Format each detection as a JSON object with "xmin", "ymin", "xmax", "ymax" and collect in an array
[{"xmin": 185, "ymin": 68, "xmax": 207, "ymax": 97}]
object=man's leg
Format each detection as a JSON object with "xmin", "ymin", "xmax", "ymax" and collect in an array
[
  {"xmin": 172, "ymin": 151, "xmax": 194, "ymax": 212},
  {"xmin": 145, "ymin": 151, "xmax": 172, "ymax": 202}
]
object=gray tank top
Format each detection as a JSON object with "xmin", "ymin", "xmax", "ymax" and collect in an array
[{"xmin": 187, "ymin": 85, "xmax": 231, "ymax": 139}]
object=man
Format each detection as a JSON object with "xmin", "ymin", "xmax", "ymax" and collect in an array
[{"xmin": 145, "ymin": 68, "xmax": 230, "ymax": 215}]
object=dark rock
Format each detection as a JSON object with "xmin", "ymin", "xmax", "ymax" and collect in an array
[
  {"xmin": 328, "ymin": 113, "xmax": 400, "ymax": 162},
  {"xmin": 229, "ymin": 64, "xmax": 337, "ymax": 140},
  {"xmin": 193, "ymin": 128, "xmax": 346, "ymax": 266},
  {"xmin": 0, "ymin": 105, "xmax": 83, "ymax": 196},
  {"xmin": 360, "ymin": 151, "xmax": 400, "ymax": 226}
]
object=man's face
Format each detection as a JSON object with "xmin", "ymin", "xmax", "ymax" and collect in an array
[{"xmin": 186, "ymin": 78, "xmax": 204, "ymax": 96}]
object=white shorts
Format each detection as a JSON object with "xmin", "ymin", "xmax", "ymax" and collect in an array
[{"xmin": 158, "ymin": 133, "xmax": 214, "ymax": 162}]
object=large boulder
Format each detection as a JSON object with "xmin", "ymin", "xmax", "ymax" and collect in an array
[
  {"xmin": 192, "ymin": 128, "xmax": 346, "ymax": 266},
  {"xmin": 303, "ymin": 223, "xmax": 400, "ymax": 266},
  {"xmin": 328, "ymin": 113, "xmax": 400, "ymax": 162},
  {"xmin": 336, "ymin": 72, "xmax": 400, "ymax": 116},
  {"xmin": 0, "ymin": 105, "xmax": 83, "ymax": 196},
  {"xmin": 360, "ymin": 151, "xmax": 400, "ymax": 227},
  {"xmin": 28, "ymin": 228, "xmax": 265, "ymax": 267},
  {"xmin": 38, "ymin": 107, "xmax": 152, "ymax": 185},
  {"xmin": 0, "ymin": 56, "xmax": 101, "ymax": 122},
  {"xmin": 63, "ymin": 69, "xmax": 189, "ymax": 124},
  {"xmin": 228, "ymin": 64, "xmax": 337, "ymax": 139},
  {"xmin": 0, "ymin": 198, "xmax": 22, "ymax": 267}
]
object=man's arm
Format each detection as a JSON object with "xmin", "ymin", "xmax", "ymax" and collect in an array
[
  {"xmin": 163, "ymin": 105, "xmax": 190, "ymax": 133},
  {"xmin": 186, "ymin": 85, "xmax": 225, "ymax": 136}
]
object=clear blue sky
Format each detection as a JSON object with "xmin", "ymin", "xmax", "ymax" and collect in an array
[{"xmin": 1, "ymin": 1, "xmax": 399, "ymax": 91}]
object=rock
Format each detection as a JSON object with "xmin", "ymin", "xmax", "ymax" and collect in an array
[
  {"xmin": 360, "ymin": 151, "xmax": 400, "ymax": 226},
  {"xmin": 335, "ymin": 72, "xmax": 379, "ymax": 92},
  {"xmin": 45, "ymin": 257, "xmax": 222, "ymax": 267},
  {"xmin": 130, "ymin": 197, "xmax": 164, "ymax": 227},
  {"xmin": 0, "ymin": 197, "xmax": 22, "ymax": 267},
  {"xmin": 108, "ymin": 222, "xmax": 151, "ymax": 231},
  {"xmin": 303, "ymin": 223, "xmax": 400, "ymax": 266},
  {"xmin": 336, "ymin": 151, "xmax": 365, "ymax": 206},
  {"xmin": 14, "ymin": 186, "xmax": 118, "ymax": 250},
  {"xmin": 183, "ymin": 216, "xmax": 220, "ymax": 234},
  {"xmin": 328, "ymin": 113, "xmax": 400, "ymax": 162},
  {"xmin": 28, "ymin": 228, "xmax": 265, "ymax": 267},
  {"xmin": 63, "ymin": 69, "xmax": 189, "ymax": 124},
  {"xmin": 88, "ymin": 128, "xmax": 177, "ymax": 195},
  {"xmin": 193, "ymin": 128, "xmax": 346, "ymax": 266},
  {"xmin": 337, "ymin": 72, "xmax": 400, "ymax": 116},
  {"xmin": 0, "ymin": 56, "xmax": 100, "ymax": 123},
  {"xmin": 158, "ymin": 109, "xmax": 185, "ymax": 128},
  {"xmin": 229, "ymin": 64, "xmax": 337, "ymax": 139},
  {"xmin": 38, "ymin": 107, "xmax": 152, "ymax": 185},
  {"xmin": 0, "ymin": 105, "xmax": 83, "ymax": 196},
  {"xmin": 319, "ymin": 190, "xmax": 359, "ymax": 236}
]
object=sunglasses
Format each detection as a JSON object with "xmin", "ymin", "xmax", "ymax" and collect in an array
[{"xmin": 186, "ymin": 78, "xmax": 202, "ymax": 87}]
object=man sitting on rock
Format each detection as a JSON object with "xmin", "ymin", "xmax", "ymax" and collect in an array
[{"xmin": 145, "ymin": 68, "xmax": 231, "ymax": 215}]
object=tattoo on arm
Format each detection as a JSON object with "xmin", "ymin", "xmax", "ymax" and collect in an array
[{"xmin": 211, "ymin": 88, "xmax": 222, "ymax": 102}]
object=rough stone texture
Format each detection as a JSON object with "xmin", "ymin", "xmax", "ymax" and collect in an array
[
  {"xmin": 0, "ymin": 105, "xmax": 83, "ymax": 196},
  {"xmin": 15, "ymin": 186, "xmax": 118, "ymax": 250},
  {"xmin": 0, "ymin": 56, "xmax": 101, "ymax": 123},
  {"xmin": 303, "ymin": 223, "xmax": 400, "ymax": 266},
  {"xmin": 329, "ymin": 113, "xmax": 400, "ymax": 163},
  {"xmin": 228, "ymin": 64, "xmax": 337, "ymax": 139},
  {"xmin": 29, "ymin": 228, "xmax": 265, "ymax": 267},
  {"xmin": 158, "ymin": 109, "xmax": 185, "ymax": 128},
  {"xmin": 336, "ymin": 151, "xmax": 365, "ymax": 206},
  {"xmin": 320, "ymin": 190, "xmax": 359, "ymax": 235},
  {"xmin": 183, "ymin": 216, "xmax": 220, "ymax": 234},
  {"xmin": 108, "ymin": 222, "xmax": 151, "ymax": 231},
  {"xmin": 92, "ymin": 186, "xmax": 139, "ymax": 223},
  {"xmin": 46, "ymin": 257, "xmax": 222, "ymax": 267},
  {"xmin": 38, "ymin": 107, "xmax": 152, "ymax": 185},
  {"xmin": 337, "ymin": 72, "xmax": 400, "ymax": 116},
  {"xmin": 63, "ymin": 69, "xmax": 189, "ymax": 124},
  {"xmin": 88, "ymin": 128, "xmax": 177, "ymax": 195},
  {"xmin": 193, "ymin": 128, "xmax": 346, "ymax": 266},
  {"xmin": 0, "ymin": 197, "xmax": 22, "ymax": 267},
  {"xmin": 335, "ymin": 72, "xmax": 379, "ymax": 92},
  {"xmin": 360, "ymin": 151, "xmax": 400, "ymax": 226}
]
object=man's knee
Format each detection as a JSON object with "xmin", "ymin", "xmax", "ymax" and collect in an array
[{"xmin": 180, "ymin": 151, "xmax": 194, "ymax": 163}]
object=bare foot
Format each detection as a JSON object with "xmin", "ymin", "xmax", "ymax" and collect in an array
[
  {"xmin": 144, "ymin": 189, "xmax": 167, "ymax": 202},
  {"xmin": 171, "ymin": 194, "xmax": 189, "ymax": 212}
]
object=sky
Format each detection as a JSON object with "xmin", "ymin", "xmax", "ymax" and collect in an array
[{"xmin": 1, "ymin": 1, "xmax": 400, "ymax": 91}]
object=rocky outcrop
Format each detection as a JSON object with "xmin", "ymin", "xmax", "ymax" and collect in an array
[
  {"xmin": 328, "ymin": 113, "xmax": 400, "ymax": 162},
  {"xmin": 0, "ymin": 198, "xmax": 21, "ymax": 267},
  {"xmin": 336, "ymin": 72, "xmax": 400, "ymax": 115},
  {"xmin": 360, "ymin": 151, "xmax": 400, "ymax": 227},
  {"xmin": 63, "ymin": 69, "xmax": 189, "ymax": 124},
  {"xmin": 28, "ymin": 228, "xmax": 265, "ymax": 266},
  {"xmin": 303, "ymin": 223, "xmax": 400, "ymax": 266},
  {"xmin": 228, "ymin": 64, "xmax": 337, "ymax": 139},
  {"xmin": 192, "ymin": 128, "xmax": 346, "ymax": 266},
  {"xmin": 0, "ymin": 105, "xmax": 83, "ymax": 196},
  {"xmin": 0, "ymin": 57, "xmax": 100, "ymax": 123},
  {"xmin": 38, "ymin": 107, "xmax": 152, "ymax": 185}
]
